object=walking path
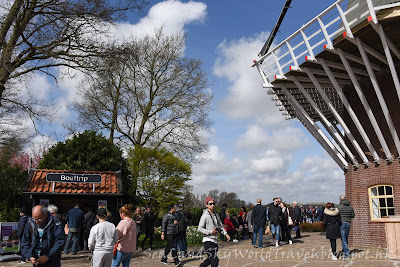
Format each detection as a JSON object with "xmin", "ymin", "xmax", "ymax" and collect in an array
[{"xmin": 2, "ymin": 232, "xmax": 397, "ymax": 266}]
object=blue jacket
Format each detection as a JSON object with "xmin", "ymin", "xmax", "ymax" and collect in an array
[
  {"xmin": 21, "ymin": 212, "xmax": 65, "ymax": 262},
  {"xmin": 66, "ymin": 207, "xmax": 84, "ymax": 229}
]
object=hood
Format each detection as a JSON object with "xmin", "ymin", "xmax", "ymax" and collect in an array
[
  {"xmin": 341, "ymin": 200, "xmax": 350, "ymax": 206},
  {"xmin": 203, "ymin": 209, "xmax": 211, "ymax": 214},
  {"xmin": 324, "ymin": 208, "xmax": 339, "ymax": 216}
]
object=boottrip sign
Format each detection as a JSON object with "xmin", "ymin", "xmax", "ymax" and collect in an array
[{"xmin": 46, "ymin": 173, "xmax": 102, "ymax": 183}]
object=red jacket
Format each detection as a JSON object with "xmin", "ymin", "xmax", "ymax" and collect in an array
[{"xmin": 224, "ymin": 217, "xmax": 235, "ymax": 231}]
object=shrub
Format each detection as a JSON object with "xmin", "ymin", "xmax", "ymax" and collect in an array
[
  {"xmin": 300, "ymin": 222, "xmax": 325, "ymax": 232},
  {"xmin": 186, "ymin": 226, "xmax": 203, "ymax": 244}
]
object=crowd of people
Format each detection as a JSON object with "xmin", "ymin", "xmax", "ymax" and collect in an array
[
  {"xmin": 17, "ymin": 203, "xmax": 160, "ymax": 267},
  {"xmin": 213, "ymin": 198, "xmax": 302, "ymax": 247},
  {"xmin": 197, "ymin": 195, "xmax": 355, "ymax": 266},
  {"xmin": 15, "ymin": 195, "xmax": 355, "ymax": 266}
]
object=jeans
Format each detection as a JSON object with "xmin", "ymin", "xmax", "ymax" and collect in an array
[
  {"xmin": 294, "ymin": 223, "xmax": 301, "ymax": 237},
  {"xmin": 252, "ymin": 225, "xmax": 264, "ymax": 247},
  {"xmin": 270, "ymin": 224, "xmax": 281, "ymax": 241},
  {"xmin": 175, "ymin": 232, "xmax": 187, "ymax": 254},
  {"xmin": 340, "ymin": 222, "xmax": 351, "ymax": 257},
  {"xmin": 64, "ymin": 231, "xmax": 80, "ymax": 254},
  {"xmin": 111, "ymin": 250, "xmax": 133, "ymax": 267},
  {"xmin": 200, "ymin": 241, "xmax": 218, "ymax": 267}
]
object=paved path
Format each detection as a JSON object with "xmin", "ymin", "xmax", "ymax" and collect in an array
[{"xmin": 2, "ymin": 232, "xmax": 398, "ymax": 266}]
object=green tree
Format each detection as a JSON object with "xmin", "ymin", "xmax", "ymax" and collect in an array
[
  {"xmin": 0, "ymin": 141, "xmax": 27, "ymax": 221},
  {"xmin": 128, "ymin": 146, "xmax": 191, "ymax": 213},
  {"xmin": 38, "ymin": 130, "xmax": 129, "ymax": 177}
]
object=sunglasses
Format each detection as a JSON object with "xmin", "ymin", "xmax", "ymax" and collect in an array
[{"xmin": 208, "ymin": 202, "xmax": 215, "ymax": 206}]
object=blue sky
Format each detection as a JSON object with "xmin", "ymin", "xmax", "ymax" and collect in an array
[{"xmin": 20, "ymin": 0, "xmax": 346, "ymax": 204}]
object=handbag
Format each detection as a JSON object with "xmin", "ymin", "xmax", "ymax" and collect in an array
[
  {"xmin": 264, "ymin": 225, "xmax": 270, "ymax": 235},
  {"xmin": 113, "ymin": 220, "xmax": 134, "ymax": 256},
  {"xmin": 288, "ymin": 216, "xmax": 294, "ymax": 226}
]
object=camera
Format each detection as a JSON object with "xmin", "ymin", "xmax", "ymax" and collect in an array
[{"xmin": 215, "ymin": 227, "xmax": 222, "ymax": 233}]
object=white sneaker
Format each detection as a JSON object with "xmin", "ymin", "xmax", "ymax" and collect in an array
[
  {"xmin": 331, "ymin": 254, "xmax": 338, "ymax": 260},
  {"xmin": 233, "ymin": 239, "xmax": 238, "ymax": 242},
  {"xmin": 275, "ymin": 242, "xmax": 279, "ymax": 247},
  {"xmin": 289, "ymin": 240, "xmax": 292, "ymax": 245},
  {"xmin": 17, "ymin": 261, "xmax": 26, "ymax": 265}
]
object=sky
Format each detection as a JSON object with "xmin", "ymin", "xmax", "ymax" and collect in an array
[{"xmin": 20, "ymin": 0, "xmax": 345, "ymax": 204}]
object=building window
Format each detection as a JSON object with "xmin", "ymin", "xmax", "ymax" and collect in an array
[
  {"xmin": 117, "ymin": 198, "xmax": 125, "ymax": 211},
  {"xmin": 39, "ymin": 199, "xmax": 49, "ymax": 207},
  {"xmin": 369, "ymin": 185, "xmax": 394, "ymax": 219}
]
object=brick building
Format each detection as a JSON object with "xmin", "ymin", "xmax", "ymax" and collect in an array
[{"xmin": 254, "ymin": 0, "xmax": 400, "ymax": 249}]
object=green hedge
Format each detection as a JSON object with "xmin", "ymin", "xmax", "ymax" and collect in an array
[{"xmin": 300, "ymin": 222, "xmax": 325, "ymax": 232}]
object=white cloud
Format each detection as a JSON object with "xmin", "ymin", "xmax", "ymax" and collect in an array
[
  {"xmin": 194, "ymin": 145, "xmax": 243, "ymax": 176},
  {"xmin": 213, "ymin": 32, "xmax": 286, "ymax": 127},
  {"xmin": 236, "ymin": 125, "xmax": 309, "ymax": 152},
  {"xmin": 250, "ymin": 156, "xmax": 284, "ymax": 173},
  {"xmin": 113, "ymin": 0, "xmax": 207, "ymax": 40},
  {"xmin": 190, "ymin": 147, "xmax": 344, "ymax": 204},
  {"xmin": 25, "ymin": 73, "xmax": 52, "ymax": 101}
]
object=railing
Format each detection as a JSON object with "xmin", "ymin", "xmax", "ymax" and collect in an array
[{"xmin": 254, "ymin": 0, "xmax": 400, "ymax": 85}]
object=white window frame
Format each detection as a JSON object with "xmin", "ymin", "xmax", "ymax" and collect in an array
[{"xmin": 368, "ymin": 184, "xmax": 394, "ymax": 221}]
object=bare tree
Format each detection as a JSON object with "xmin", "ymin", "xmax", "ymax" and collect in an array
[
  {"xmin": 0, "ymin": 0, "xmax": 147, "ymax": 102},
  {"xmin": 74, "ymin": 29, "xmax": 213, "ymax": 160}
]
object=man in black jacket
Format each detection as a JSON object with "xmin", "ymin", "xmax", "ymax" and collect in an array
[
  {"xmin": 268, "ymin": 198, "xmax": 283, "ymax": 247},
  {"xmin": 141, "ymin": 207, "xmax": 156, "ymax": 250},
  {"xmin": 17, "ymin": 207, "xmax": 29, "ymax": 264},
  {"xmin": 251, "ymin": 198, "xmax": 267, "ymax": 248},
  {"xmin": 82, "ymin": 207, "xmax": 96, "ymax": 250},
  {"xmin": 292, "ymin": 201, "xmax": 302, "ymax": 238},
  {"xmin": 161, "ymin": 205, "xmax": 181, "ymax": 266}
]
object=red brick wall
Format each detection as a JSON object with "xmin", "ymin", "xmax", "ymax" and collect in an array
[
  {"xmin": 346, "ymin": 159, "xmax": 400, "ymax": 248},
  {"xmin": 342, "ymin": 66, "xmax": 400, "ymax": 249}
]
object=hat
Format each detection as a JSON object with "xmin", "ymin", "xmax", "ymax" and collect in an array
[
  {"xmin": 20, "ymin": 207, "xmax": 26, "ymax": 213},
  {"xmin": 97, "ymin": 208, "xmax": 107, "ymax": 217},
  {"xmin": 205, "ymin": 196, "xmax": 214, "ymax": 205}
]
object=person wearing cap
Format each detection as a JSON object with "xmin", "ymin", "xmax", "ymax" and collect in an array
[
  {"xmin": 17, "ymin": 207, "xmax": 29, "ymax": 264},
  {"xmin": 198, "ymin": 196, "xmax": 230, "ymax": 267},
  {"xmin": 88, "ymin": 208, "xmax": 118, "ymax": 267}
]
